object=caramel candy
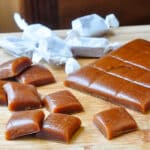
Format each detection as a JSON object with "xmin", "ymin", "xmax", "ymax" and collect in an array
[
  {"xmin": 0, "ymin": 80, "xmax": 7, "ymax": 105},
  {"xmin": 0, "ymin": 57, "xmax": 32, "ymax": 79},
  {"xmin": 93, "ymin": 107, "xmax": 137, "ymax": 139},
  {"xmin": 36, "ymin": 113, "xmax": 81, "ymax": 143},
  {"xmin": 110, "ymin": 39, "xmax": 150, "ymax": 69},
  {"xmin": 3, "ymin": 82, "xmax": 42, "ymax": 111},
  {"xmin": 43, "ymin": 90, "xmax": 83, "ymax": 114},
  {"xmin": 65, "ymin": 39, "xmax": 150, "ymax": 113},
  {"xmin": 93, "ymin": 56, "xmax": 150, "ymax": 88},
  {"xmin": 5, "ymin": 110, "xmax": 45, "ymax": 140},
  {"xmin": 17, "ymin": 65, "xmax": 56, "ymax": 86}
]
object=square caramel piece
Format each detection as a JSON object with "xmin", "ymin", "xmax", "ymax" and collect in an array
[
  {"xmin": 3, "ymin": 82, "xmax": 42, "ymax": 111},
  {"xmin": 0, "ymin": 57, "xmax": 32, "ymax": 79},
  {"xmin": 0, "ymin": 80, "xmax": 7, "ymax": 105},
  {"xmin": 36, "ymin": 113, "xmax": 81, "ymax": 143},
  {"xmin": 16, "ymin": 65, "xmax": 56, "ymax": 86},
  {"xmin": 43, "ymin": 90, "xmax": 83, "ymax": 114},
  {"xmin": 5, "ymin": 110, "xmax": 45, "ymax": 140},
  {"xmin": 93, "ymin": 107, "xmax": 137, "ymax": 140}
]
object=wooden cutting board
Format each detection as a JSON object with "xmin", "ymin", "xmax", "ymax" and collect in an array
[{"xmin": 0, "ymin": 25, "xmax": 150, "ymax": 150}]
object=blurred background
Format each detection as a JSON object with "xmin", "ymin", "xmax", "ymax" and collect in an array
[{"xmin": 0, "ymin": 0, "xmax": 150, "ymax": 32}]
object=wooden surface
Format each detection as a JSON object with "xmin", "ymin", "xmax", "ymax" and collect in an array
[{"xmin": 0, "ymin": 25, "xmax": 150, "ymax": 150}]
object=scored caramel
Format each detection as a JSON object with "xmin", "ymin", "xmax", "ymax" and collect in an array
[
  {"xmin": 65, "ymin": 39, "xmax": 150, "ymax": 113},
  {"xmin": 0, "ymin": 57, "xmax": 32, "ymax": 79},
  {"xmin": 17, "ymin": 65, "xmax": 56, "ymax": 86},
  {"xmin": 93, "ymin": 107, "xmax": 137, "ymax": 139}
]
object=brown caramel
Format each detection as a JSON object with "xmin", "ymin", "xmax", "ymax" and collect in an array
[
  {"xmin": 17, "ymin": 65, "xmax": 56, "ymax": 86},
  {"xmin": 65, "ymin": 39, "xmax": 150, "ymax": 113},
  {"xmin": 3, "ymin": 82, "xmax": 42, "ymax": 111},
  {"xmin": 5, "ymin": 110, "xmax": 45, "ymax": 140},
  {"xmin": 36, "ymin": 113, "xmax": 81, "ymax": 143},
  {"xmin": 0, "ymin": 80, "xmax": 7, "ymax": 105},
  {"xmin": 0, "ymin": 57, "xmax": 32, "ymax": 79},
  {"xmin": 93, "ymin": 107, "xmax": 137, "ymax": 139},
  {"xmin": 43, "ymin": 90, "xmax": 83, "ymax": 114}
]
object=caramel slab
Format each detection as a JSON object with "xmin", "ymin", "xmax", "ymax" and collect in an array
[
  {"xmin": 65, "ymin": 39, "xmax": 150, "ymax": 113},
  {"xmin": 5, "ymin": 110, "xmax": 45, "ymax": 140},
  {"xmin": 17, "ymin": 65, "xmax": 56, "ymax": 86},
  {"xmin": 43, "ymin": 90, "xmax": 83, "ymax": 114},
  {"xmin": 36, "ymin": 113, "xmax": 81, "ymax": 143},
  {"xmin": 110, "ymin": 39, "xmax": 150, "ymax": 70},
  {"xmin": 93, "ymin": 107, "xmax": 137, "ymax": 139},
  {"xmin": 92, "ymin": 56, "xmax": 150, "ymax": 88},
  {"xmin": 3, "ymin": 82, "xmax": 42, "ymax": 111},
  {"xmin": 0, "ymin": 57, "xmax": 32, "ymax": 79}
]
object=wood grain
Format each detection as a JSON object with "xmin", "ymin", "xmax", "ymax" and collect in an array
[{"xmin": 0, "ymin": 26, "xmax": 150, "ymax": 149}]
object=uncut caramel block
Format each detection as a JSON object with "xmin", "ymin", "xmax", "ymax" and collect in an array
[
  {"xmin": 36, "ymin": 113, "xmax": 81, "ymax": 143},
  {"xmin": 3, "ymin": 82, "xmax": 42, "ymax": 111},
  {"xmin": 17, "ymin": 65, "xmax": 56, "ymax": 86},
  {"xmin": 5, "ymin": 110, "xmax": 45, "ymax": 140},
  {"xmin": 93, "ymin": 107, "xmax": 137, "ymax": 140},
  {"xmin": 65, "ymin": 39, "xmax": 150, "ymax": 113},
  {"xmin": 0, "ymin": 57, "xmax": 32, "ymax": 79},
  {"xmin": 0, "ymin": 80, "xmax": 7, "ymax": 105},
  {"xmin": 43, "ymin": 90, "xmax": 83, "ymax": 114}
]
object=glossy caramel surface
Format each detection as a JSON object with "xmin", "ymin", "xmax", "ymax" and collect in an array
[
  {"xmin": 43, "ymin": 90, "xmax": 83, "ymax": 114},
  {"xmin": 36, "ymin": 113, "xmax": 81, "ymax": 143},
  {"xmin": 0, "ymin": 57, "xmax": 32, "ymax": 79},
  {"xmin": 0, "ymin": 26, "xmax": 150, "ymax": 149},
  {"xmin": 5, "ymin": 110, "xmax": 45, "ymax": 140},
  {"xmin": 65, "ymin": 39, "xmax": 150, "ymax": 113},
  {"xmin": 17, "ymin": 65, "xmax": 56, "ymax": 86},
  {"xmin": 110, "ymin": 39, "xmax": 150, "ymax": 70},
  {"xmin": 0, "ymin": 80, "xmax": 7, "ymax": 105},
  {"xmin": 3, "ymin": 82, "xmax": 42, "ymax": 111},
  {"xmin": 93, "ymin": 107, "xmax": 137, "ymax": 139}
]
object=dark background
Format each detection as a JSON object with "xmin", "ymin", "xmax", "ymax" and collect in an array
[
  {"xmin": 0, "ymin": 0, "xmax": 150, "ymax": 32},
  {"xmin": 22, "ymin": 0, "xmax": 150, "ymax": 29}
]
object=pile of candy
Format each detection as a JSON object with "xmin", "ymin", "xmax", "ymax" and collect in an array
[{"xmin": 0, "ymin": 13, "xmax": 120, "ymax": 74}]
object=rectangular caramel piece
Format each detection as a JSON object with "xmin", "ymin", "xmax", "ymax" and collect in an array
[
  {"xmin": 64, "ymin": 39, "xmax": 150, "ymax": 113},
  {"xmin": 36, "ymin": 113, "xmax": 81, "ymax": 143},
  {"xmin": 43, "ymin": 90, "xmax": 83, "ymax": 114},
  {"xmin": 0, "ymin": 57, "xmax": 32, "ymax": 79},
  {"xmin": 3, "ymin": 82, "xmax": 42, "ymax": 111},
  {"xmin": 16, "ymin": 65, "xmax": 56, "ymax": 86},
  {"xmin": 5, "ymin": 110, "xmax": 45, "ymax": 140},
  {"xmin": 93, "ymin": 107, "xmax": 137, "ymax": 139}
]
